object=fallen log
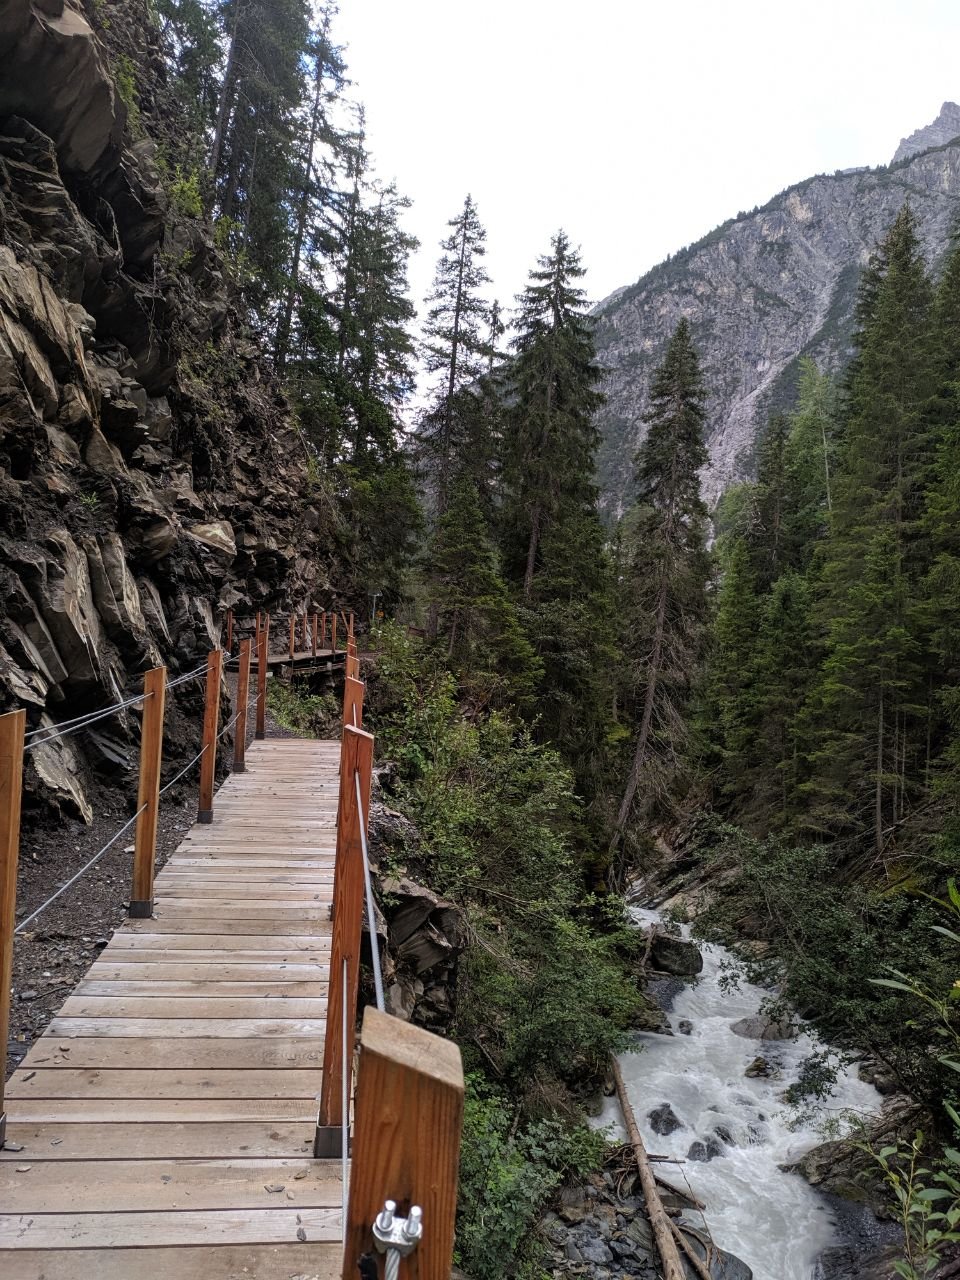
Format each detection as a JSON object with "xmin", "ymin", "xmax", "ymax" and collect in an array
[{"xmin": 610, "ymin": 1055, "xmax": 685, "ymax": 1280}]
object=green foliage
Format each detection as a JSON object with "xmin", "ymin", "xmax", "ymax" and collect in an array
[
  {"xmin": 113, "ymin": 53, "xmax": 141, "ymax": 135},
  {"xmin": 169, "ymin": 165, "xmax": 203, "ymax": 218},
  {"xmin": 456, "ymin": 1074, "xmax": 607, "ymax": 1279},
  {"xmin": 369, "ymin": 624, "xmax": 640, "ymax": 1087},
  {"xmin": 266, "ymin": 678, "xmax": 337, "ymax": 738}
]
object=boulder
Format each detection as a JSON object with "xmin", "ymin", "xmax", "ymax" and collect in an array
[
  {"xmin": 649, "ymin": 930, "xmax": 704, "ymax": 976},
  {"xmin": 648, "ymin": 1103, "xmax": 684, "ymax": 1136},
  {"xmin": 730, "ymin": 1014, "xmax": 796, "ymax": 1041},
  {"xmin": 187, "ymin": 520, "xmax": 237, "ymax": 559},
  {"xmin": 744, "ymin": 1056, "xmax": 770, "ymax": 1078}
]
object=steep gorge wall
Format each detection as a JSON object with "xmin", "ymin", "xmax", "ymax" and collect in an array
[
  {"xmin": 0, "ymin": 0, "xmax": 331, "ymax": 818},
  {"xmin": 594, "ymin": 130, "xmax": 960, "ymax": 514}
]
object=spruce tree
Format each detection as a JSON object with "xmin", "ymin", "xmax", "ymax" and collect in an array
[
  {"xmin": 417, "ymin": 196, "xmax": 492, "ymax": 512},
  {"xmin": 501, "ymin": 232, "xmax": 603, "ymax": 599},
  {"xmin": 610, "ymin": 319, "xmax": 711, "ymax": 861},
  {"xmin": 802, "ymin": 206, "xmax": 935, "ymax": 851}
]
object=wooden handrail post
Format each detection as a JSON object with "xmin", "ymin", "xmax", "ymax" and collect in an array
[
  {"xmin": 301, "ymin": 612, "xmax": 308, "ymax": 653},
  {"xmin": 0, "ymin": 709, "xmax": 25, "ymax": 1147},
  {"xmin": 311, "ymin": 612, "xmax": 318, "ymax": 657},
  {"xmin": 234, "ymin": 638, "xmax": 252, "ymax": 773},
  {"xmin": 255, "ymin": 609, "xmax": 262, "ymax": 649},
  {"xmin": 288, "ymin": 615, "xmax": 296, "ymax": 660},
  {"xmin": 316, "ymin": 723, "xmax": 374, "ymax": 1149},
  {"xmin": 256, "ymin": 614, "xmax": 269, "ymax": 740},
  {"xmin": 347, "ymin": 610, "xmax": 354, "ymax": 640},
  {"xmin": 197, "ymin": 648, "xmax": 223, "ymax": 823},
  {"xmin": 343, "ymin": 1008, "xmax": 464, "ymax": 1280},
  {"xmin": 225, "ymin": 608, "xmax": 234, "ymax": 654},
  {"xmin": 342, "ymin": 675, "xmax": 364, "ymax": 730},
  {"xmin": 130, "ymin": 666, "xmax": 166, "ymax": 918},
  {"xmin": 320, "ymin": 611, "xmax": 327, "ymax": 652},
  {"xmin": 331, "ymin": 613, "xmax": 338, "ymax": 654}
]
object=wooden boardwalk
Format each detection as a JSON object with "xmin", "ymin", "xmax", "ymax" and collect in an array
[{"xmin": 0, "ymin": 738, "xmax": 344, "ymax": 1280}]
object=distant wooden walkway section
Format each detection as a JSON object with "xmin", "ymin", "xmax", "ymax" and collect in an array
[{"xmin": 0, "ymin": 738, "xmax": 343, "ymax": 1280}]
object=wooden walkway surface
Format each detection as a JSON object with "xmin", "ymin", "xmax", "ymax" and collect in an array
[{"xmin": 0, "ymin": 738, "xmax": 344, "ymax": 1280}]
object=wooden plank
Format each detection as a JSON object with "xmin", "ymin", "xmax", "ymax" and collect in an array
[
  {"xmin": 46, "ymin": 1018, "xmax": 326, "ymax": 1039},
  {"xmin": 0, "ymin": 1207, "xmax": 341, "ymax": 1249},
  {"xmin": 155, "ymin": 884, "xmax": 333, "ymax": 899},
  {"xmin": 5, "ymin": 1069, "xmax": 323, "ymax": 1099},
  {"xmin": 19, "ymin": 1038, "xmax": 324, "ymax": 1071},
  {"xmin": 60, "ymin": 997, "xmax": 328, "ymax": 1018},
  {"xmin": 123, "ymin": 920, "xmax": 332, "ymax": 936},
  {"xmin": 5, "ymin": 1098, "xmax": 317, "ymax": 1123},
  {"xmin": 0, "ymin": 1120, "xmax": 318, "ymax": 1160},
  {"xmin": 344, "ymin": 1007, "xmax": 464, "ymax": 1280},
  {"xmin": 74, "ymin": 980, "xmax": 328, "ymax": 998},
  {"xmin": 85, "ymin": 963, "xmax": 328, "ymax": 981},
  {"xmin": 0, "ymin": 1157, "xmax": 340, "ymax": 1213},
  {"xmin": 107, "ymin": 932, "xmax": 331, "ymax": 949},
  {"xmin": 0, "ymin": 1243, "xmax": 343, "ymax": 1279}
]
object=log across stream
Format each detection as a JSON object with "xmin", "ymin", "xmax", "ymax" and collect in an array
[{"xmin": 599, "ymin": 908, "xmax": 884, "ymax": 1280}]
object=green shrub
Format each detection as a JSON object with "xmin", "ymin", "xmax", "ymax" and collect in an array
[{"xmin": 169, "ymin": 165, "xmax": 203, "ymax": 218}]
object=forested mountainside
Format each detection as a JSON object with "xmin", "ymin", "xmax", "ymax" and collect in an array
[{"xmin": 593, "ymin": 101, "xmax": 960, "ymax": 511}]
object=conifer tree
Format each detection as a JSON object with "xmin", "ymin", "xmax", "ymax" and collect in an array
[
  {"xmin": 417, "ymin": 196, "xmax": 492, "ymax": 511},
  {"xmin": 501, "ymin": 232, "xmax": 603, "ymax": 599},
  {"xmin": 802, "ymin": 206, "xmax": 935, "ymax": 850},
  {"xmin": 610, "ymin": 319, "xmax": 711, "ymax": 861},
  {"xmin": 427, "ymin": 478, "xmax": 538, "ymax": 706}
]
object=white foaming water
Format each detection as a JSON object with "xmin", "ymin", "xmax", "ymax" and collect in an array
[{"xmin": 599, "ymin": 907, "xmax": 883, "ymax": 1280}]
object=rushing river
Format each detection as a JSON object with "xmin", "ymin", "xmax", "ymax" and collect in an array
[{"xmin": 599, "ymin": 908, "xmax": 884, "ymax": 1280}]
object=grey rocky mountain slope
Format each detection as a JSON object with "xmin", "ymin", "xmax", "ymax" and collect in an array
[
  {"xmin": 892, "ymin": 100, "xmax": 960, "ymax": 164},
  {"xmin": 594, "ymin": 109, "xmax": 960, "ymax": 515}
]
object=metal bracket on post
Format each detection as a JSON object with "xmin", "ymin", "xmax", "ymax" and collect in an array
[
  {"xmin": 313, "ymin": 1123, "xmax": 347, "ymax": 1158},
  {"xmin": 128, "ymin": 899, "xmax": 153, "ymax": 918},
  {"xmin": 373, "ymin": 1200, "xmax": 423, "ymax": 1280}
]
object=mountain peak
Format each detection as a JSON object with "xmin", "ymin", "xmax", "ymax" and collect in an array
[{"xmin": 892, "ymin": 100, "xmax": 960, "ymax": 164}]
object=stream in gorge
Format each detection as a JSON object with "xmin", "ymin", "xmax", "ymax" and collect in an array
[{"xmin": 599, "ymin": 908, "xmax": 887, "ymax": 1280}]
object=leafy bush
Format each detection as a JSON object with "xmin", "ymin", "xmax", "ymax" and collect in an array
[
  {"xmin": 169, "ymin": 165, "xmax": 203, "ymax": 218},
  {"xmin": 456, "ymin": 1074, "xmax": 606, "ymax": 1279}
]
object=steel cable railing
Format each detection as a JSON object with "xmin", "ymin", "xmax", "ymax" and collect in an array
[
  {"xmin": 355, "ymin": 767, "xmax": 385, "ymax": 1012},
  {"xmin": 14, "ymin": 803, "xmax": 148, "ymax": 935}
]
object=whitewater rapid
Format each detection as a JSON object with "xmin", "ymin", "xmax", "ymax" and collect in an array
[{"xmin": 599, "ymin": 907, "xmax": 883, "ymax": 1280}]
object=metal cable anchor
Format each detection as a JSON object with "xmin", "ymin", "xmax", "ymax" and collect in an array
[{"xmin": 372, "ymin": 1199, "xmax": 423, "ymax": 1279}]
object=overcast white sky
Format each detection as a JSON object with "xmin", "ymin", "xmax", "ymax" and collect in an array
[{"xmin": 332, "ymin": 0, "xmax": 960, "ymax": 316}]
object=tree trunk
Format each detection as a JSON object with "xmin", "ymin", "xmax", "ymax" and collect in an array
[
  {"xmin": 208, "ymin": 0, "xmax": 241, "ymax": 211},
  {"xmin": 875, "ymin": 691, "xmax": 884, "ymax": 856},
  {"xmin": 275, "ymin": 49, "xmax": 325, "ymax": 375},
  {"xmin": 609, "ymin": 581, "xmax": 667, "ymax": 858}
]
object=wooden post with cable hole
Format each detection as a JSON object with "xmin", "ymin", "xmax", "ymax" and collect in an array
[
  {"xmin": 316, "ymin": 723, "xmax": 374, "ymax": 1150},
  {"xmin": 233, "ymin": 638, "xmax": 252, "ymax": 774},
  {"xmin": 311, "ymin": 612, "xmax": 318, "ymax": 657},
  {"xmin": 288, "ymin": 615, "xmax": 296, "ymax": 660},
  {"xmin": 225, "ymin": 609, "xmax": 233, "ymax": 654},
  {"xmin": 130, "ymin": 666, "xmax": 166, "ymax": 918},
  {"xmin": 256, "ymin": 614, "xmax": 269, "ymax": 740},
  {"xmin": 0, "ymin": 708, "xmax": 25, "ymax": 1147},
  {"xmin": 343, "ymin": 1008, "xmax": 464, "ymax": 1280},
  {"xmin": 197, "ymin": 648, "xmax": 222, "ymax": 824},
  {"xmin": 342, "ymin": 675, "xmax": 364, "ymax": 730}
]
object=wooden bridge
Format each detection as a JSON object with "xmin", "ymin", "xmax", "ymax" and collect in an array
[{"xmin": 0, "ymin": 615, "xmax": 464, "ymax": 1279}]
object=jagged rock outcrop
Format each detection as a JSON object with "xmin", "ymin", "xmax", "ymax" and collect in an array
[
  {"xmin": 0, "ymin": 1, "xmax": 333, "ymax": 818},
  {"xmin": 594, "ymin": 109, "xmax": 960, "ymax": 513},
  {"xmin": 893, "ymin": 100, "xmax": 960, "ymax": 164}
]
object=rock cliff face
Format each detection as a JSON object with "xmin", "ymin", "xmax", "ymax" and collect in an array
[
  {"xmin": 892, "ymin": 100, "xmax": 960, "ymax": 164},
  {"xmin": 0, "ymin": 1, "xmax": 331, "ymax": 817},
  {"xmin": 594, "ymin": 113, "xmax": 960, "ymax": 514}
]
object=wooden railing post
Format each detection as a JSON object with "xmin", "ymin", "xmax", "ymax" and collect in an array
[
  {"xmin": 342, "ymin": 675, "xmax": 364, "ymax": 730},
  {"xmin": 288, "ymin": 615, "xmax": 296, "ymax": 660},
  {"xmin": 301, "ymin": 611, "xmax": 308, "ymax": 653},
  {"xmin": 320, "ymin": 611, "xmax": 327, "ymax": 652},
  {"xmin": 225, "ymin": 608, "xmax": 234, "ymax": 654},
  {"xmin": 130, "ymin": 665, "xmax": 166, "ymax": 918},
  {"xmin": 331, "ymin": 613, "xmax": 338, "ymax": 654},
  {"xmin": 317, "ymin": 723, "xmax": 374, "ymax": 1149},
  {"xmin": 197, "ymin": 648, "xmax": 223, "ymax": 823},
  {"xmin": 234, "ymin": 638, "xmax": 252, "ymax": 773},
  {"xmin": 311, "ymin": 612, "xmax": 318, "ymax": 657},
  {"xmin": 256, "ymin": 614, "xmax": 269, "ymax": 740},
  {"xmin": 343, "ymin": 1008, "xmax": 464, "ymax": 1280},
  {"xmin": 348, "ymin": 610, "xmax": 354, "ymax": 641},
  {"xmin": 0, "ymin": 708, "xmax": 25, "ymax": 1147}
]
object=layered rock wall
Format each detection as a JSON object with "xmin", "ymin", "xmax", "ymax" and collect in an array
[{"xmin": 0, "ymin": 1, "xmax": 332, "ymax": 817}]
